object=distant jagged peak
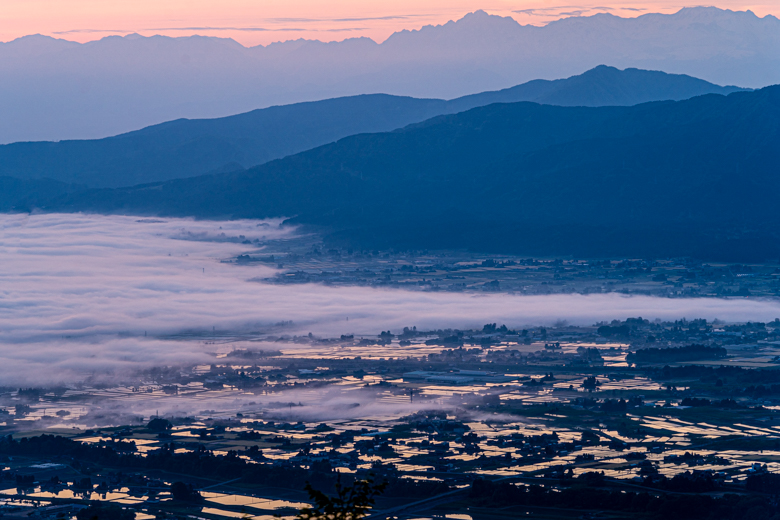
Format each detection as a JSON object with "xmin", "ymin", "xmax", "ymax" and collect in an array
[
  {"xmin": 383, "ymin": 9, "xmax": 523, "ymax": 43},
  {"xmin": 3, "ymin": 33, "xmax": 67, "ymax": 45},
  {"xmin": 290, "ymin": 36, "xmax": 379, "ymax": 49},
  {"xmin": 424, "ymin": 5, "xmax": 777, "ymax": 30},
  {"xmin": 1, "ymin": 33, "xmax": 80, "ymax": 51},
  {"xmin": 648, "ymin": 5, "xmax": 780, "ymax": 24},
  {"xmin": 447, "ymin": 9, "xmax": 526, "ymax": 31},
  {"xmin": 380, "ymin": 5, "xmax": 780, "ymax": 48},
  {"xmin": 4, "ymin": 6, "xmax": 776, "ymax": 52},
  {"xmin": 126, "ymin": 32, "xmax": 244, "ymax": 47},
  {"xmin": 62, "ymin": 32, "xmax": 247, "ymax": 53},
  {"xmin": 457, "ymin": 9, "xmax": 516, "ymax": 23},
  {"xmin": 670, "ymin": 5, "xmax": 772, "ymax": 20},
  {"xmin": 549, "ymin": 5, "xmax": 780, "ymax": 26}
]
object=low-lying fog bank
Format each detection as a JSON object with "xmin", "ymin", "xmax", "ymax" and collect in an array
[{"xmin": 1, "ymin": 213, "xmax": 779, "ymax": 385}]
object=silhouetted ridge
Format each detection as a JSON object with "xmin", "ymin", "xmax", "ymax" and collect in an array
[
  {"xmin": 449, "ymin": 66, "xmax": 744, "ymax": 110},
  {"xmin": 1, "ymin": 6, "xmax": 777, "ymax": 143},
  {"xmin": 44, "ymin": 86, "xmax": 780, "ymax": 261},
  {"xmin": 0, "ymin": 67, "xmax": 745, "ymax": 188}
]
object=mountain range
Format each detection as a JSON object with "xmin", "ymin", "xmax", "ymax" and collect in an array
[
  {"xmin": 32, "ymin": 85, "xmax": 780, "ymax": 261},
  {"xmin": 0, "ymin": 65, "xmax": 744, "ymax": 188},
  {"xmin": 1, "ymin": 7, "xmax": 777, "ymax": 143}
]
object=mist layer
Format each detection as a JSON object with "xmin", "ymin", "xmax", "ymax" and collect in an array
[{"xmin": 1, "ymin": 213, "xmax": 779, "ymax": 385}]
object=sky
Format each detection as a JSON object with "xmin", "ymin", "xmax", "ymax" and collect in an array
[{"xmin": 2, "ymin": 0, "xmax": 778, "ymax": 47}]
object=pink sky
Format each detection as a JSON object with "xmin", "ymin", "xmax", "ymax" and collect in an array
[{"xmin": 2, "ymin": 0, "xmax": 778, "ymax": 47}]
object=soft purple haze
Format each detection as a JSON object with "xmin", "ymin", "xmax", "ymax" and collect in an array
[
  {"xmin": 3, "ymin": 0, "xmax": 778, "ymax": 46},
  {"xmin": 1, "ymin": 213, "xmax": 779, "ymax": 386},
  {"xmin": 0, "ymin": 7, "xmax": 778, "ymax": 143}
]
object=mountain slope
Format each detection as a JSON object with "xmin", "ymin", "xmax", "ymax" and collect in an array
[
  {"xmin": 0, "ymin": 7, "xmax": 776, "ymax": 143},
  {"xmin": 0, "ymin": 95, "xmax": 447, "ymax": 188},
  {"xmin": 448, "ymin": 65, "xmax": 744, "ymax": 110},
  {"xmin": 0, "ymin": 177, "xmax": 84, "ymax": 212},
  {"xmin": 45, "ymin": 86, "xmax": 780, "ymax": 260},
  {"xmin": 0, "ymin": 66, "xmax": 745, "ymax": 188}
]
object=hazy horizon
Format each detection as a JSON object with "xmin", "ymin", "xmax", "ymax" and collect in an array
[
  {"xmin": 2, "ymin": 213, "xmax": 779, "ymax": 386},
  {"xmin": 5, "ymin": 6, "xmax": 779, "ymax": 48},
  {"xmin": 1, "ymin": 6, "xmax": 778, "ymax": 144}
]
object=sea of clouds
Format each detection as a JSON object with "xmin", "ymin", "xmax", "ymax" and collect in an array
[{"xmin": 2, "ymin": 212, "xmax": 780, "ymax": 386}]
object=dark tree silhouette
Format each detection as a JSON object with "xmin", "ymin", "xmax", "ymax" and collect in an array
[
  {"xmin": 146, "ymin": 418, "xmax": 172, "ymax": 431},
  {"xmin": 292, "ymin": 476, "xmax": 387, "ymax": 520},
  {"xmin": 171, "ymin": 481, "xmax": 202, "ymax": 502}
]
